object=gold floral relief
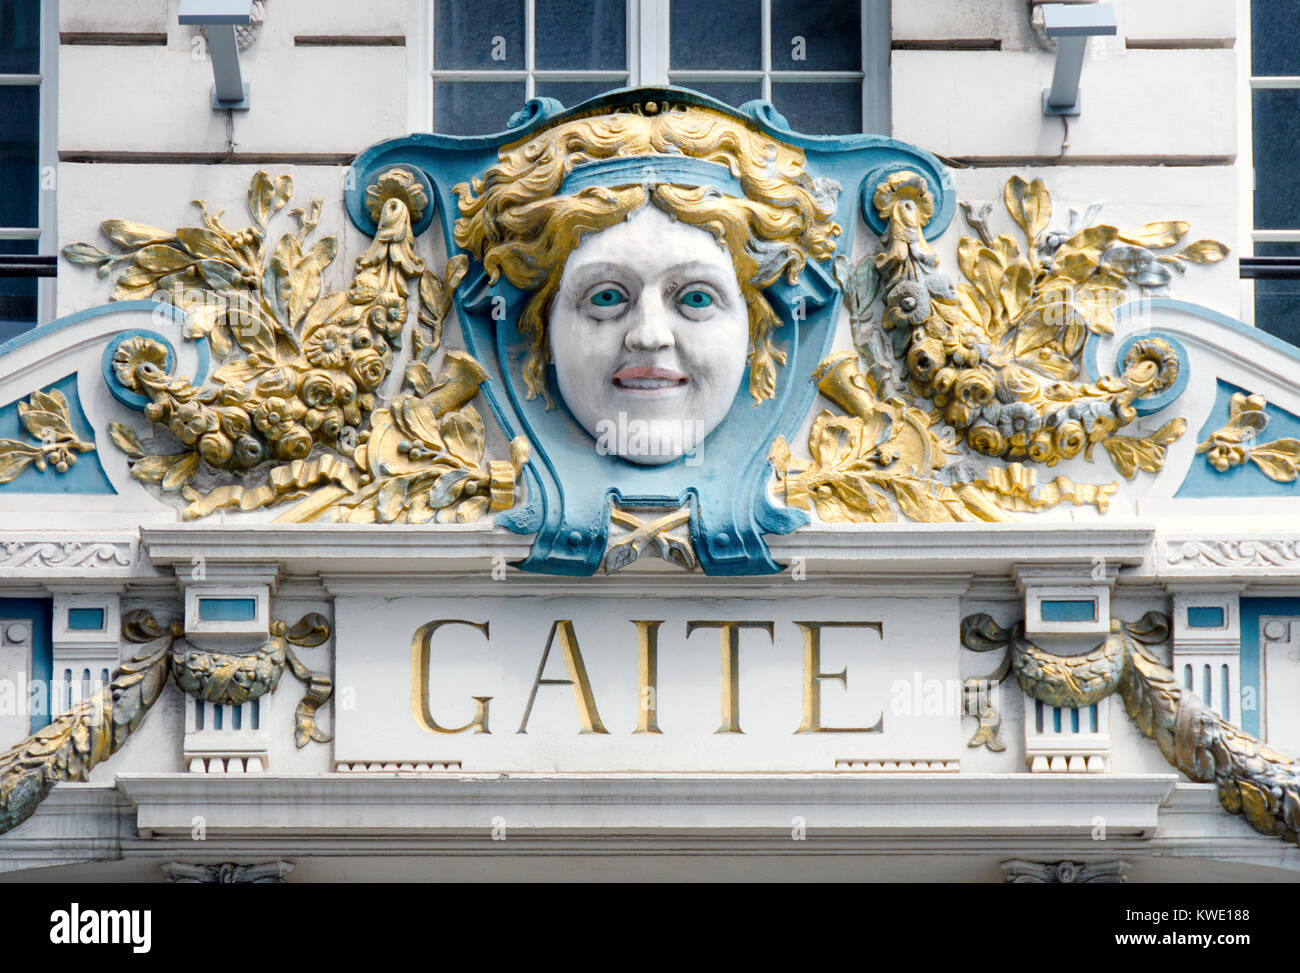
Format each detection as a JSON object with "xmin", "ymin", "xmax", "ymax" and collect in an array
[
  {"xmin": 64, "ymin": 170, "xmax": 527, "ymax": 523},
  {"xmin": 777, "ymin": 172, "xmax": 1226, "ymax": 525}
]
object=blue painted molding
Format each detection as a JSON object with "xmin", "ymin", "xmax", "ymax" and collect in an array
[
  {"xmin": 345, "ymin": 86, "xmax": 957, "ymax": 575},
  {"xmin": 0, "ymin": 598, "xmax": 53, "ymax": 733},
  {"xmin": 1239, "ymin": 597, "xmax": 1300, "ymax": 738},
  {"xmin": 1176, "ymin": 379, "xmax": 1300, "ymax": 498},
  {"xmin": 0, "ymin": 373, "xmax": 114, "ymax": 494}
]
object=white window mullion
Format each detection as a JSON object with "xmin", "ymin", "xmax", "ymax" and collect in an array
[
  {"xmin": 760, "ymin": 0, "xmax": 771, "ymax": 102},
  {"xmin": 38, "ymin": 0, "xmax": 58, "ymax": 326},
  {"xmin": 525, "ymin": 0, "xmax": 536, "ymax": 98}
]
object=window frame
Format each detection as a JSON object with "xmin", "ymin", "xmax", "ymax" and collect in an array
[
  {"xmin": 0, "ymin": 0, "xmax": 56, "ymax": 330},
  {"xmin": 415, "ymin": 0, "xmax": 890, "ymax": 136}
]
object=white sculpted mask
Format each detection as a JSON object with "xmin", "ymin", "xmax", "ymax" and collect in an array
[{"xmin": 548, "ymin": 205, "xmax": 750, "ymax": 465}]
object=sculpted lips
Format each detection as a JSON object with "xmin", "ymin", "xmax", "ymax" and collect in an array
[{"xmin": 611, "ymin": 365, "xmax": 689, "ymax": 392}]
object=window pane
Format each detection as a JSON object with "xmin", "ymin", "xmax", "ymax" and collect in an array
[
  {"xmin": 0, "ymin": 0, "xmax": 40, "ymax": 75},
  {"xmin": 536, "ymin": 0, "xmax": 626, "ymax": 71},
  {"xmin": 433, "ymin": 80, "xmax": 528, "ymax": 135},
  {"xmin": 670, "ymin": 79, "xmax": 762, "ymax": 109},
  {"xmin": 1255, "ymin": 277, "xmax": 1300, "ymax": 349},
  {"xmin": 670, "ymin": 0, "xmax": 761, "ymax": 70},
  {"xmin": 434, "ymin": 0, "xmax": 525, "ymax": 70},
  {"xmin": 770, "ymin": 0, "xmax": 860, "ymax": 72},
  {"xmin": 0, "ymin": 85, "xmax": 39, "ymax": 228},
  {"xmin": 534, "ymin": 79, "xmax": 626, "ymax": 109},
  {"xmin": 0, "ymin": 239, "xmax": 37, "ymax": 343},
  {"xmin": 1253, "ymin": 89, "xmax": 1300, "ymax": 229},
  {"xmin": 772, "ymin": 82, "xmax": 861, "ymax": 134},
  {"xmin": 1251, "ymin": 0, "xmax": 1300, "ymax": 76}
]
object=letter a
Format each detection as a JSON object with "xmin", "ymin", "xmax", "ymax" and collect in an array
[{"xmin": 518, "ymin": 621, "xmax": 608, "ymax": 733}]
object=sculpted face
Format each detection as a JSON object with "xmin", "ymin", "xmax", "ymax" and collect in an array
[{"xmin": 548, "ymin": 205, "xmax": 750, "ymax": 464}]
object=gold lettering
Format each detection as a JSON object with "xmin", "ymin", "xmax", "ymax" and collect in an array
[
  {"xmin": 794, "ymin": 621, "xmax": 884, "ymax": 734},
  {"xmin": 518, "ymin": 620, "xmax": 608, "ymax": 734},
  {"xmin": 633, "ymin": 620, "xmax": 663, "ymax": 734},
  {"xmin": 685, "ymin": 620, "xmax": 774, "ymax": 734},
  {"xmin": 410, "ymin": 619, "xmax": 492, "ymax": 734}
]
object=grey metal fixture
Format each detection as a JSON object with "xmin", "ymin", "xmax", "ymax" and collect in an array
[
  {"xmin": 1041, "ymin": 2, "xmax": 1117, "ymax": 116},
  {"xmin": 178, "ymin": 0, "xmax": 254, "ymax": 111}
]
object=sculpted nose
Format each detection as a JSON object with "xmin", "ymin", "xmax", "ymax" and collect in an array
[{"xmin": 623, "ymin": 294, "xmax": 675, "ymax": 352}]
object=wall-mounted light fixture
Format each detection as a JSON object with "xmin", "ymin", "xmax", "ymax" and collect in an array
[
  {"xmin": 178, "ymin": 0, "xmax": 254, "ymax": 111},
  {"xmin": 1041, "ymin": 2, "xmax": 1117, "ymax": 116}
]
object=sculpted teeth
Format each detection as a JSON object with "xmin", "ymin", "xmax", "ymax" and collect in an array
[{"xmin": 616, "ymin": 377, "xmax": 685, "ymax": 389}]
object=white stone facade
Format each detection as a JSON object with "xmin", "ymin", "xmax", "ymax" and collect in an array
[{"xmin": 0, "ymin": 0, "xmax": 1297, "ymax": 884}]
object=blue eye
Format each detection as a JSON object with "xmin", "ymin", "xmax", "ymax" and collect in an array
[
  {"xmin": 590, "ymin": 288, "xmax": 627, "ymax": 307},
  {"xmin": 680, "ymin": 289, "xmax": 713, "ymax": 309}
]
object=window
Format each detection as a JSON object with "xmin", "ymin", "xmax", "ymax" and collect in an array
[
  {"xmin": 1247, "ymin": 0, "xmax": 1300, "ymax": 346},
  {"xmin": 425, "ymin": 0, "xmax": 888, "ymax": 137}
]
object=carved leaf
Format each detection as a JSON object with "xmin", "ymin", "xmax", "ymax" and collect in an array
[
  {"xmin": 1248, "ymin": 440, "xmax": 1300, "ymax": 482},
  {"xmin": 1003, "ymin": 176, "xmax": 1051, "ymax": 243},
  {"xmin": 129, "ymin": 454, "xmax": 177, "ymax": 484},
  {"xmin": 161, "ymin": 452, "xmax": 199, "ymax": 492},
  {"xmin": 247, "ymin": 170, "xmax": 275, "ymax": 229},
  {"xmin": 101, "ymin": 219, "xmax": 174, "ymax": 249},
  {"xmin": 61, "ymin": 242, "xmax": 112, "ymax": 266},
  {"xmin": 108, "ymin": 421, "xmax": 146, "ymax": 458},
  {"xmin": 441, "ymin": 409, "xmax": 485, "ymax": 468},
  {"xmin": 177, "ymin": 227, "xmax": 242, "ymax": 264},
  {"xmin": 134, "ymin": 244, "xmax": 193, "ymax": 275},
  {"xmin": 1178, "ymin": 240, "xmax": 1229, "ymax": 264},
  {"xmin": 225, "ymin": 297, "xmax": 279, "ymax": 361},
  {"xmin": 0, "ymin": 444, "xmax": 40, "ymax": 484},
  {"xmin": 999, "ymin": 260, "xmax": 1033, "ymax": 323},
  {"xmin": 1118, "ymin": 221, "xmax": 1189, "ymax": 250},
  {"xmin": 288, "ymin": 237, "xmax": 339, "ymax": 329}
]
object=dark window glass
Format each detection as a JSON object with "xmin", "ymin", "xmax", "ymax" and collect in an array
[
  {"xmin": 434, "ymin": 0, "xmax": 525, "ymax": 70},
  {"xmin": 1251, "ymin": 0, "xmax": 1300, "ymax": 76},
  {"xmin": 770, "ymin": 0, "xmax": 860, "ymax": 72},
  {"xmin": 433, "ymin": 80, "xmax": 528, "ymax": 135},
  {"xmin": 0, "ymin": 85, "xmax": 39, "ymax": 228},
  {"xmin": 0, "ymin": 0, "xmax": 40, "ymax": 75},
  {"xmin": 772, "ymin": 82, "xmax": 861, "ymax": 134},
  {"xmin": 1252, "ymin": 243, "xmax": 1300, "ymax": 349},
  {"xmin": 1253, "ymin": 88, "xmax": 1300, "ymax": 229},
  {"xmin": 0, "ymin": 239, "xmax": 37, "ymax": 343},
  {"xmin": 534, "ymin": 79, "xmax": 624, "ymax": 109},
  {"xmin": 1254, "ymin": 277, "xmax": 1300, "ymax": 348},
  {"xmin": 673, "ymin": 80, "xmax": 762, "ymax": 109},
  {"xmin": 670, "ymin": 0, "xmax": 761, "ymax": 70},
  {"xmin": 535, "ymin": 0, "xmax": 626, "ymax": 71}
]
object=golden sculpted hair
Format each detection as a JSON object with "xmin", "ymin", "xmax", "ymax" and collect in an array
[{"xmin": 452, "ymin": 104, "xmax": 841, "ymax": 404}]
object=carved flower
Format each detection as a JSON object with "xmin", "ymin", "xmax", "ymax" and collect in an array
[
  {"xmin": 112, "ymin": 337, "xmax": 169, "ymax": 392},
  {"xmin": 174, "ymin": 401, "xmax": 219, "ymax": 446},
  {"xmin": 198, "ymin": 430, "xmax": 234, "ymax": 466},
  {"xmin": 349, "ymin": 348, "xmax": 388, "ymax": 391},
  {"xmin": 304, "ymin": 325, "xmax": 354, "ymax": 369},
  {"xmin": 968, "ymin": 424, "xmax": 1006, "ymax": 457},
  {"xmin": 943, "ymin": 322, "xmax": 984, "ymax": 366},
  {"xmin": 232, "ymin": 435, "xmax": 265, "ymax": 469},
  {"xmin": 872, "ymin": 171, "xmax": 935, "ymax": 226},
  {"xmin": 1053, "ymin": 420, "xmax": 1087, "ymax": 459},
  {"xmin": 298, "ymin": 370, "xmax": 338, "ymax": 409},
  {"xmin": 906, "ymin": 337, "xmax": 945, "ymax": 383},
  {"xmin": 274, "ymin": 424, "xmax": 313, "ymax": 461},
  {"xmin": 1205, "ymin": 441, "xmax": 1247, "ymax": 472},
  {"xmin": 1027, "ymin": 429, "xmax": 1056, "ymax": 464},
  {"xmin": 253, "ymin": 396, "xmax": 307, "ymax": 439},
  {"xmin": 885, "ymin": 280, "xmax": 932, "ymax": 330},
  {"xmin": 364, "ymin": 168, "xmax": 429, "ymax": 226}
]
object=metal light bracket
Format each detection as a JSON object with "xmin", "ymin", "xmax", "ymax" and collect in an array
[
  {"xmin": 178, "ymin": 0, "xmax": 253, "ymax": 111},
  {"xmin": 1041, "ymin": 2, "xmax": 1117, "ymax": 116}
]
